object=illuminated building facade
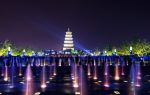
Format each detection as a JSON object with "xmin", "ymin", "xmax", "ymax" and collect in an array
[{"xmin": 63, "ymin": 28, "xmax": 74, "ymax": 51}]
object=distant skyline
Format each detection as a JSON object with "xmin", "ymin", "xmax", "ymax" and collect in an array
[{"xmin": 0, "ymin": 0, "xmax": 150, "ymax": 50}]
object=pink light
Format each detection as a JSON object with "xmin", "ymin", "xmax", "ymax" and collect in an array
[
  {"xmin": 4, "ymin": 66, "xmax": 8, "ymax": 81},
  {"xmin": 115, "ymin": 64, "xmax": 120, "ymax": 80},
  {"xmin": 25, "ymin": 64, "xmax": 33, "ymax": 95}
]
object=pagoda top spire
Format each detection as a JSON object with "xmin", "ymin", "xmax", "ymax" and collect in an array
[{"xmin": 67, "ymin": 28, "xmax": 70, "ymax": 32}]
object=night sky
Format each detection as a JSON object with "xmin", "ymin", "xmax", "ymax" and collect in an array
[{"xmin": 0, "ymin": 0, "xmax": 150, "ymax": 50}]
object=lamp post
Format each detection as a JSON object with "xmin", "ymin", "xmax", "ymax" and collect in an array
[
  {"xmin": 22, "ymin": 49, "xmax": 26, "ymax": 56},
  {"xmin": 130, "ymin": 46, "xmax": 132, "ymax": 55},
  {"xmin": 8, "ymin": 47, "xmax": 11, "ymax": 56},
  {"xmin": 114, "ymin": 49, "xmax": 117, "ymax": 55}
]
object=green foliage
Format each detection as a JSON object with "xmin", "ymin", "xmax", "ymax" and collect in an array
[
  {"xmin": 0, "ymin": 40, "xmax": 15, "ymax": 56},
  {"xmin": 114, "ymin": 39, "xmax": 150, "ymax": 56},
  {"xmin": 94, "ymin": 48, "xmax": 100, "ymax": 56}
]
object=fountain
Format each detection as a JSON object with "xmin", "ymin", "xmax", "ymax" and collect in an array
[
  {"xmin": 68, "ymin": 58, "xmax": 71, "ymax": 66},
  {"xmin": 114, "ymin": 61, "xmax": 120, "ymax": 80},
  {"xmin": 130, "ymin": 63, "xmax": 135, "ymax": 84},
  {"xmin": 53, "ymin": 63, "xmax": 57, "ymax": 76},
  {"xmin": 104, "ymin": 60, "xmax": 110, "ymax": 87},
  {"xmin": 59, "ymin": 58, "xmax": 62, "ymax": 66},
  {"xmin": 121, "ymin": 63, "xmax": 125, "ymax": 76},
  {"xmin": 41, "ymin": 60, "xmax": 47, "ymax": 89},
  {"xmin": 135, "ymin": 63, "xmax": 141, "ymax": 87},
  {"xmin": 4, "ymin": 65, "xmax": 8, "ymax": 81},
  {"xmin": 3, "ymin": 57, "xmax": 9, "ymax": 81},
  {"xmin": 87, "ymin": 63, "xmax": 91, "ymax": 76},
  {"xmin": 24, "ymin": 64, "xmax": 34, "ymax": 95},
  {"xmin": 10, "ymin": 57, "xmax": 15, "ymax": 88},
  {"xmin": 79, "ymin": 65, "xmax": 86, "ymax": 95},
  {"xmin": 93, "ymin": 60, "xmax": 97, "ymax": 80},
  {"xmin": 73, "ymin": 63, "xmax": 79, "ymax": 88}
]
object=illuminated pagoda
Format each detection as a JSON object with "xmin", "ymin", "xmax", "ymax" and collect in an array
[{"xmin": 63, "ymin": 28, "xmax": 74, "ymax": 51}]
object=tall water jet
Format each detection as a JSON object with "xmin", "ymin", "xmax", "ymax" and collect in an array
[
  {"xmin": 24, "ymin": 64, "xmax": 33, "ymax": 95},
  {"xmin": 135, "ymin": 63, "xmax": 141, "ymax": 87},
  {"xmin": 104, "ymin": 59, "xmax": 108, "ymax": 76},
  {"xmin": 114, "ymin": 61, "xmax": 120, "ymax": 80},
  {"xmin": 93, "ymin": 60, "xmax": 97, "ymax": 80},
  {"xmin": 130, "ymin": 63, "xmax": 136, "ymax": 84},
  {"xmin": 98, "ymin": 57, "xmax": 101, "ymax": 66},
  {"xmin": 53, "ymin": 63, "xmax": 57, "ymax": 76},
  {"xmin": 59, "ymin": 58, "xmax": 62, "ymax": 66},
  {"xmin": 4, "ymin": 65, "xmax": 8, "ymax": 81},
  {"xmin": 10, "ymin": 57, "xmax": 15, "ymax": 88},
  {"xmin": 87, "ymin": 64, "xmax": 91, "ymax": 76},
  {"xmin": 73, "ymin": 63, "xmax": 79, "ymax": 88},
  {"xmin": 19, "ymin": 64, "xmax": 22, "ymax": 76},
  {"xmin": 71, "ymin": 63, "xmax": 75, "ymax": 80},
  {"xmin": 104, "ymin": 60, "xmax": 109, "ymax": 87},
  {"xmin": 121, "ymin": 63, "xmax": 125, "ymax": 76},
  {"xmin": 68, "ymin": 58, "xmax": 71, "ymax": 66},
  {"xmin": 41, "ymin": 61, "xmax": 47, "ymax": 89},
  {"xmin": 49, "ymin": 64, "xmax": 53, "ymax": 80},
  {"xmin": 79, "ymin": 65, "xmax": 87, "ymax": 95}
]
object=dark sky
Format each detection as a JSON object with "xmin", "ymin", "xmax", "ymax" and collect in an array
[{"xmin": 0, "ymin": 0, "xmax": 150, "ymax": 50}]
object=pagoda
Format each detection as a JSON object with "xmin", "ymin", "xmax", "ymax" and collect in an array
[{"xmin": 63, "ymin": 28, "xmax": 74, "ymax": 51}]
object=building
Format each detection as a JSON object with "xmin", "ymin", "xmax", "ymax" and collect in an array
[{"xmin": 63, "ymin": 28, "xmax": 74, "ymax": 51}]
